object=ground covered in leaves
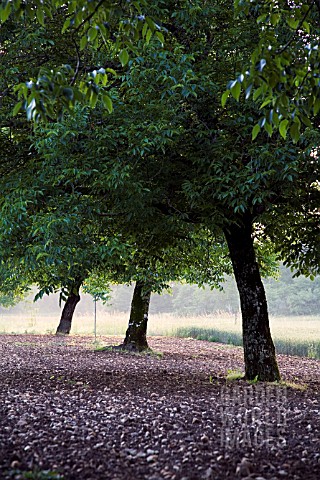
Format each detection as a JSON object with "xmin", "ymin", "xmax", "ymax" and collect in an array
[{"xmin": 0, "ymin": 335, "xmax": 319, "ymax": 480}]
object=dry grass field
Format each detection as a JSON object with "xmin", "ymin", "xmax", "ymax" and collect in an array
[{"xmin": 0, "ymin": 310, "xmax": 319, "ymax": 343}]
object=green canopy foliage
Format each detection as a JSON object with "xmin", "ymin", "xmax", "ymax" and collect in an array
[
  {"xmin": 1, "ymin": 0, "xmax": 317, "ymax": 289},
  {"xmin": 1, "ymin": 0, "xmax": 319, "ymax": 380},
  {"xmin": 0, "ymin": 0, "xmax": 162, "ymax": 120},
  {"xmin": 226, "ymin": 0, "xmax": 320, "ymax": 142}
]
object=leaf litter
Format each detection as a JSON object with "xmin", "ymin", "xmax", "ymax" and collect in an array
[{"xmin": 0, "ymin": 335, "xmax": 319, "ymax": 479}]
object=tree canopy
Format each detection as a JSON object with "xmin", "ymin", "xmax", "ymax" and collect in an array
[
  {"xmin": 1, "ymin": 0, "xmax": 319, "ymax": 380},
  {"xmin": 0, "ymin": 0, "xmax": 163, "ymax": 120},
  {"xmin": 225, "ymin": 0, "xmax": 320, "ymax": 141}
]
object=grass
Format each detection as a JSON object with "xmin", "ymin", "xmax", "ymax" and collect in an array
[
  {"xmin": 7, "ymin": 471, "xmax": 63, "ymax": 479},
  {"xmin": 1, "ymin": 311, "xmax": 239, "ymax": 336},
  {"xmin": 95, "ymin": 345, "xmax": 164, "ymax": 358},
  {"xmin": 175, "ymin": 325, "xmax": 320, "ymax": 360},
  {"xmin": 226, "ymin": 369, "xmax": 245, "ymax": 381},
  {"xmin": 0, "ymin": 311, "xmax": 319, "ymax": 359},
  {"xmin": 278, "ymin": 381, "xmax": 307, "ymax": 391}
]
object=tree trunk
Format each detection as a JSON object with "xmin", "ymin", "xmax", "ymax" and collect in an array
[
  {"xmin": 224, "ymin": 215, "xmax": 280, "ymax": 381},
  {"xmin": 56, "ymin": 285, "xmax": 81, "ymax": 335},
  {"xmin": 121, "ymin": 281, "xmax": 151, "ymax": 351}
]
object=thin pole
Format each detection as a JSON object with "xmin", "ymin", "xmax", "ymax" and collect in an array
[{"xmin": 94, "ymin": 296, "xmax": 97, "ymax": 342}]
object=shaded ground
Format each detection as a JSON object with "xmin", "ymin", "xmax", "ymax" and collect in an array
[{"xmin": 0, "ymin": 335, "xmax": 319, "ymax": 480}]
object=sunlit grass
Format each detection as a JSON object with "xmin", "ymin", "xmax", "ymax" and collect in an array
[
  {"xmin": 0, "ymin": 310, "xmax": 319, "ymax": 339},
  {"xmin": 0, "ymin": 311, "xmax": 240, "ymax": 336},
  {"xmin": 0, "ymin": 311, "xmax": 319, "ymax": 359}
]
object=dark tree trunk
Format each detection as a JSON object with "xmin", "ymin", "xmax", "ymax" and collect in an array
[
  {"xmin": 224, "ymin": 215, "xmax": 280, "ymax": 381},
  {"xmin": 56, "ymin": 284, "xmax": 81, "ymax": 335},
  {"xmin": 121, "ymin": 281, "xmax": 151, "ymax": 352}
]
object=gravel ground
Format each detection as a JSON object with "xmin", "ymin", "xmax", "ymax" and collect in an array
[{"xmin": 0, "ymin": 335, "xmax": 319, "ymax": 480}]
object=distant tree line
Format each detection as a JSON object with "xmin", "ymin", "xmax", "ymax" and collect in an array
[
  {"xmin": 2, "ymin": 266, "xmax": 320, "ymax": 318},
  {"xmin": 112, "ymin": 267, "xmax": 320, "ymax": 317}
]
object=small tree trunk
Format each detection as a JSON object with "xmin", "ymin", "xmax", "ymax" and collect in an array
[
  {"xmin": 122, "ymin": 281, "xmax": 151, "ymax": 351},
  {"xmin": 224, "ymin": 215, "xmax": 280, "ymax": 381},
  {"xmin": 56, "ymin": 284, "xmax": 81, "ymax": 335}
]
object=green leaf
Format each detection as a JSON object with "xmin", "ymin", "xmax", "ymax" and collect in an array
[
  {"xmin": 231, "ymin": 82, "xmax": 241, "ymax": 101},
  {"xmin": 279, "ymin": 119, "xmax": 289, "ymax": 139},
  {"xmin": 103, "ymin": 94, "xmax": 113, "ymax": 113},
  {"xmin": 12, "ymin": 101, "xmax": 23, "ymax": 116},
  {"xmin": 260, "ymin": 98, "xmax": 272, "ymax": 109},
  {"xmin": 257, "ymin": 14, "xmax": 267, "ymax": 24},
  {"xmin": 101, "ymin": 73, "xmax": 108, "ymax": 87},
  {"xmin": 270, "ymin": 13, "xmax": 280, "ymax": 26},
  {"xmin": 61, "ymin": 17, "xmax": 70, "ymax": 34},
  {"xmin": 253, "ymin": 87, "xmax": 263, "ymax": 101},
  {"xmin": 36, "ymin": 8, "xmax": 44, "ymax": 26},
  {"xmin": 146, "ymin": 17, "xmax": 155, "ymax": 31},
  {"xmin": 88, "ymin": 27, "xmax": 98, "ymax": 42},
  {"xmin": 290, "ymin": 122, "xmax": 300, "ymax": 143},
  {"xmin": 13, "ymin": 0, "xmax": 21, "ymax": 9},
  {"xmin": 221, "ymin": 91, "xmax": 230, "ymax": 107},
  {"xmin": 155, "ymin": 31, "xmax": 164, "ymax": 45},
  {"xmin": 265, "ymin": 122, "xmax": 273, "ymax": 136},
  {"xmin": 252, "ymin": 124, "xmax": 260, "ymax": 140},
  {"xmin": 0, "ymin": 1, "xmax": 11, "ymax": 22},
  {"xmin": 106, "ymin": 68, "xmax": 117, "ymax": 76},
  {"xmin": 90, "ymin": 91, "xmax": 98, "ymax": 108},
  {"xmin": 314, "ymin": 98, "xmax": 320, "ymax": 115},
  {"xmin": 119, "ymin": 49, "xmax": 129, "ymax": 66},
  {"xmin": 287, "ymin": 17, "xmax": 299, "ymax": 30},
  {"xmin": 80, "ymin": 35, "xmax": 87, "ymax": 51},
  {"xmin": 142, "ymin": 22, "xmax": 148, "ymax": 38},
  {"xmin": 146, "ymin": 28, "xmax": 152, "ymax": 45},
  {"xmin": 300, "ymin": 114, "xmax": 312, "ymax": 127},
  {"xmin": 302, "ymin": 21, "xmax": 310, "ymax": 34}
]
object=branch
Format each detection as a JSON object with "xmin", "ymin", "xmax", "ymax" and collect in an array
[
  {"xmin": 70, "ymin": 39, "xmax": 81, "ymax": 86},
  {"xmin": 74, "ymin": 0, "xmax": 107, "ymax": 34},
  {"xmin": 95, "ymin": 211, "xmax": 125, "ymax": 217}
]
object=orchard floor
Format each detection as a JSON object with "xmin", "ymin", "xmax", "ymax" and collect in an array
[{"xmin": 0, "ymin": 335, "xmax": 319, "ymax": 480}]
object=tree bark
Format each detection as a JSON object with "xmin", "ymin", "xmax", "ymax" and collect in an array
[
  {"xmin": 121, "ymin": 281, "xmax": 151, "ymax": 351},
  {"xmin": 56, "ymin": 284, "xmax": 81, "ymax": 335},
  {"xmin": 224, "ymin": 215, "xmax": 280, "ymax": 381}
]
